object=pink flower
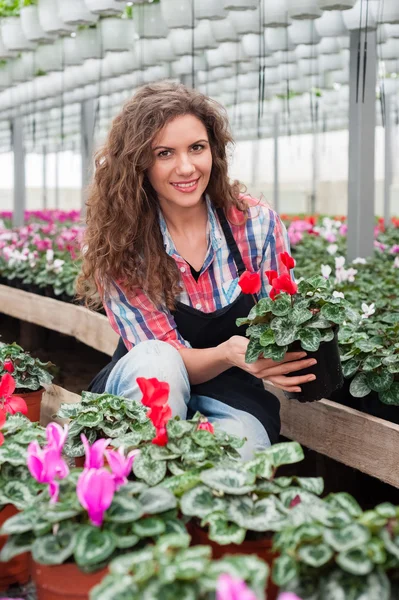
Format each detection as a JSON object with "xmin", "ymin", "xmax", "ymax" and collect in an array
[
  {"xmin": 105, "ymin": 447, "xmax": 139, "ymax": 491},
  {"xmin": 81, "ymin": 434, "xmax": 110, "ymax": 469},
  {"xmin": 27, "ymin": 441, "xmax": 69, "ymax": 503},
  {"xmin": 216, "ymin": 574, "xmax": 258, "ymax": 600},
  {"xmin": 0, "ymin": 374, "xmax": 28, "ymax": 416},
  {"xmin": 46, "ymin": 423, "xmax": 68, "ymax": 453},
  {"xmin": 278, "ymin": 595, "xmax": 303, "ymax": 600},
  {"xmin": 77, "ymin": 468, "xmax": 115, "ymax": 527},
  {"xmin": 197, "ymin": 421, "xmax": 215, "ymax": 434},
  {"xmin": 3, "ymin": 359, "xmax": 14, "ymax": 374}
]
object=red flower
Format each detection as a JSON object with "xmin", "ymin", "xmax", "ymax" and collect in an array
[
  {"xmin": 197, "ymin": 421, "xmax": 215, "ymax": 434},
  {"xmin": 3, "ymin": 359, "xmax": 14, "ymax": 374},
  {"xmin": 0, "ymin": 374, "xmax": 28, "ymax": 416},
  {"xmin": 137, "ymin": 377, "xmax": 172, "ymax": 446},
  {"xmin": 152, "ymin": 427, "xmax": 168, "ymax": 446},
  {"xmin": 238, "ymin": 271, "xmax": 261, "ymax": 295},
  {"xmin": 265, "ymin": 270, "xmax": 278, "ymax": 286},
  {"xmin": 269, "ymin": 274, "xmax": 298, "ymax": 301},
  {"xmin": 0, "ymin": 407, "xmax": 6, "ymax": 446},
  {"xmin": 280, "ymin": 252, "xmax": 296, "ymax": 270},
  {"xmin": 289, "ymin": 494, "xmax": 301, "ymax": 508}
]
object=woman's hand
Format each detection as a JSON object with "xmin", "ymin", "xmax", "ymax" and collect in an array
[{"xmin": 224, "ymin": 335, "xmax": 317, "ymax": 393}]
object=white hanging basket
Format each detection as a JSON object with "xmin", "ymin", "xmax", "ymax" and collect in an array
[
  {"xmin": 385, "ymin": 24, "xmax": 399, "ymax": 38},
  {"xmin": 160, "ymin": 0, "xmax": 193, "ymax": 29},
  {"xmin": 288, "ymin": 0, "xmax": 322, "ymax": 20},
  {"xmin": 152, "ymin": 38, "xmax": 176, "ymax": 61},
  {"xmin": 83, "ymin": 0, "xmax": 124, "ymax": 15},
  {"xmin": 62, "ymin": 35, "xmax": 86, "ymax": 66},
  {"xmin": 298, "ymin": 57, "xmax": 319, "ymax": 76},
  {"xmin": 315, "ymin": 10, "xmax": 347, "ymax": 36},
  {"xmin": 168, "ymin": 29, "xmax": 194, "ymax": 56},
  {"xmin": 1, "ymin": 16, "xmax": 36, "ymax": 52},
  {"xmin": 379, "ymin": 0, "xmax": 399, "ymax": 25},
  {"xmin": 264, "ymin": 66, "xmax": 280, "ymax": 85},
  {"xmin": 316, "ymin": 0, "xmax": 356, "ymax": 9},
  {"xmin": 241, "ymin": 33, "xmax": 260, "ymax": 57},
  {"xmin": 38, "ymin": 0, "xmax": 75, "ymax": 35},
  {"xmin": 206, "ymin": 47, "xmax": 227, "ymax": 68},
  {"xmin": 0, "ymin": 30, "xmax": 17, "ymax": 59},
  {"xmin": 274, "ymin": 49, "xmax": 297, "ymax": 63},
  {"xmin": 64, "ymin": 64, "xmax": 91, "ymax": 89},
  {"xmin": 76, "ymin": 26, "xmax": 102, "ymax": 60},
  {"xmin": 263, "ymin": 0, "xmax": 290, "ymax": 27},
  {"xmin": 195, "ymin": 0, "xmax": 226, "ymax": 21},
  {"xmin": 0, "ymin": 62, "xmax": 12, "ymax": 89},
  {"xmin": 224, "ymin": 0, "xmax": 258, "ymax": 9},
  {"xmin": 379, "ymin": 38, "xmax": 399, "ymax": 61},
  {"xmin": 57, "ymin": 0, "xmax": 99, "ymax": 26},
  {"xmin": 318, "ymin": 36, "xmax": 340, "ymax": 54},
  {"xmin": 343, "ymin": 1, "xmax": 379, "ymax": 31},
  {"xmin": 135, "ymin": 3, "xmax": 169, "ymax": 38},
  {"xmin": 134, "ymin": 39, "xmax": 158, "ymax": 67},
  {"xmin": 172, "ymin": 54, "xmax": 206, "ymax": 76},
  {"xmin": 229, "ymin": 8, "xmax": 260, "ymax": 35},
  {"xmin": 278, "ymin": 62, "xmax": 299, "ymax": 80},
  {"xmin": 289, "ymin": 19, "xmax": 321, "ymax": 44},
  {"xmin": 35, "ymin": 38, "xmax": 64, "ymax": 73},
  {"xmin": 265, "ymin": 27, "xmax": 295, "ymax": 51},
  {"xmin": 20, "ymin": 5, "xmax": 55, "ymax": 43},
  {"xmin": 100, "ymin": 17, "xmax": 136, "ymax": 52},
  {"xmin": 319, "ymin": 52, "xmax": 343, "ymax": 71},
  {"xmin": 211, "ymin": 17, "xmax": 237, "ymax": 42},
  {"xmin": 142, "ymin": 65, "xmax": 169, "ymax": 83},
  {"xmin": 10, "ymin": 52, "xmax": 35, "ymax": 82},
  {"xmin": 193, "ymin": 20, "xmax": 218, "ymax": 50}
]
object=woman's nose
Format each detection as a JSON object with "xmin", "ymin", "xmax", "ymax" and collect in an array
[{"xmin": 175, "ymin": 154, "xmax": 195, "ymax": 176}]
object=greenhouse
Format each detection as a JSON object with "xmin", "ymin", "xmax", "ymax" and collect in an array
[{"xmin": 0, "ymin": 0, "xmax": 399, "ymax": 599}]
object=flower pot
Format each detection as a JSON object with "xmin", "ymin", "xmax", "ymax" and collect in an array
[
  {"xmin": 100, "ymin": 17, "xmax": 136, "ymax": 52},
  {"xmin": 19, "ymin": 388, "xmax": 44, "ymax": 423},
  {"xmin": 20, "ymin": 5, "xmax": 55, "ymax": 43},
  {"xmin": 32, "ymin": 560, "xmax": 108, "ymax": 600},
  {"xmin": 0, "ymin": 504, "xmax": 30, "ymax": 589},
  {"xmin": 57, "ymin": 0, "xmax": 99, "ymax": 26},
  {"xmin": 83, "ymin": 0, "xmax": 124, "ymax": 15},
  {"xmin": 285, "ymin": 327, "xmax": 344, "ymax": 403},
  {"xmin": 38, "ymin": 0, "xmax": 76, "ymax": 35},
  {"xmin": 188, "ymin": 522, "xmax": 279, "ymax": 600},
  {"xmin": 1, "ymin": 16, "xmax": 36, "ymax": 52}
]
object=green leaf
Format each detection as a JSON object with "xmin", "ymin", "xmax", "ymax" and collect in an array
[
  {"xmin": 205, "ymin": 514, "xmax": 246, "ymax": 546},
  {"xmin": 262, "ymin": 344, "xmax": 287, "ymax": 362},
  {"xmin": 161, "ymin": 471, "xmax": 202, "ymax": 497},
  {"xmin": 0, "ymin": 509, "xmax": 36, "ymax": 534},
  {"xmin": 106, "ymin": 495, "xmax": 144, "ymax": 524},
  {"xmin": 247, "ymin": 323, "xmax": 270, "ymax": 340},
  {"xmin": 366, "ymin": 371, "xmax": 394, "ymax": 392},
  {"xmin": 295, "ymin": 477, "xmax": 324, "ymax": 496},
  {"xmin": 262, "ymin": 441, "xmax": 304, "ymax": 467},
  {"xmin": 274, "ymin": 321, "xmax": 298, "ymax": 346},
  {"xmin": 133, "ymin": 452, "xmax": 167, "ymax": 486},
  {"xmin": 321, "ymin": 303, "xmax": 345, "ymax": 324},
  {"xmin": 101, "ymin": 421, "xmax": 129, "ymax": 438},
  {"xmin": 380, "ymin": 383, "xmax": 399, "ymax": 405},
  {"xmin": 320, "ymin": 329, "xmax": 335, "ymax": 343},
  {"xmin": 380, "ymin": 528, "xmax": 399, "ymax": 560},
  {"xmin": 297, "ymin": 327, "xmax": 322, "ymax": 352},
  {"xmin": 191, "ymin": 429, "xmax": 217, "ymax": 448},
  {"xmin": 291, "ymin": 306, "xmax": 313, "ymax": 326},
  {"xmin": 298, "ymin": 542, "xmax": 334, "ymax": 567},
  {"xmin": 362, "ymin": 356, "xmax": 383, "ymax": 371},
  {"xmin": 74, "ymin": 525, "xmax": 116, "ymax": 568},
  {"xmin": 342, "ymin": 358, "xmax": 361, "ymax": 378},
  {"xmin": 132, "ymin": 517, "xmax": 166, "ymax": 538},
  {"xmin": 228, "ymin": 496, "xmax": 285, "ymax": 532},
  {"xmin": 323, "ymin": 523, "xmax": 370, "ymax": 552},
  {"xmin": 272, "ymin": 554, "xmax": 298, "ymax": 587},
  {"xmin": 307, "ymin": 314, "xmax": 332, "ymax": 329},
  {"xmin": 90, "ymin": 575, "xmax": 135, "ymax": 600},
  {"xmin": 271, "ymin": 293, "xmax": 292, "ymax": 316},
  {"xmin": 2, "ymin": 480, "xmax": 36, "ymax": 509},
  {"xmin": 349, "ymin": 372, "xmax": 372, "ymax": 398},
  {"xmin": 200, "ymin": 468, "xmax": 255, "ymax": 495},
  {"xmin": 180, "ymin": 485, "xmax": 227, "ymax": 518},
  {"xmin": 57, "ymin": 402, "xmax": 82, "ymax": 419},
  {"xmin": 0, "ymin": 531, "xmax": 34, "ymax": 562},
  {"xmin": 166, "ymin": 419, "xmax": 194, "ymax": 439},
  {"xmin": 32, "ymin": 527, "xmax": 78, "ymax": 565},
  {"xmin": 138, "ymin": 487, "xmax": 177, "ymax": 514},
  {"xmin": 336, "ymin": 547, "xmax": 374, "ymax": 575},
  {"xmin": 245, "ymin": 338, "xmax": 263, "ymax": 364},
  {"xmin": 259, "ymin": 328, "xmax": 275, "ymax": 347}
]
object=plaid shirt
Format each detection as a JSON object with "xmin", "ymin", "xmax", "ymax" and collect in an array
[{"xmin": 103, "ymin": 197, "xmax": 290, "ymax": 350}]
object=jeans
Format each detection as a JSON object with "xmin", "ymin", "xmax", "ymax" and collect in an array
[{"xmin": 105, "ymin": 340, "xmax": 271, "ymax": 461}]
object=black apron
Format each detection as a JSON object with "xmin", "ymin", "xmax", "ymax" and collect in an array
[{"xmin": 88, "ymin": 209, "xmax": 280, "ymax": 444}]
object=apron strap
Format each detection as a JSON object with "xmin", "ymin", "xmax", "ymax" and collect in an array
[{"xmin": 216, "ymin": 208, "xmax": 247, "ymax": 276}]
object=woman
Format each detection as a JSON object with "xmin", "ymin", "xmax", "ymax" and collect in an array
[{"xmin": 77, "ymin": 81, "xmax": 317, "ymax": 460}]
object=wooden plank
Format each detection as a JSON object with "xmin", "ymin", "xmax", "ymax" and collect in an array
[
  {"xmin": 0, "ymin": 284, "xmax": 118, "ymax": 356},
  {"xmin": 41, "ymin": 384, "xmax": 80, "ymax": 427},
  {"xmin": 279, "ymin": 394, "xmax": 399, "ymax": 489}
]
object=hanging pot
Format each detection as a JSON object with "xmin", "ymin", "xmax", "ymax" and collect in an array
[
  {"xmin": 63, "ymin": 35, "xmax": 85, "ymax": 66},
  {"xmin": 241, "ymin": 33, "xmax": 261, "ymax": 57},
  {"xmin": 57, "ymin": 0, "xmax": 98, "ymax": 25},
  {"xmin": 11, "ymin": 52, "xmax": 35, "ymax": 83},
  {"xmin": 287, "ymin": 0, "xmax": 322, "ymax": 20},
  {"xmin": 152, "ymin": 38, "xmax": 176, "ymax": 62},
  {"xmin": 195, "ymin": 0, "xmax": 226, "ymax": 21},
  {"xmin": 35, "ymin": 39, "xmax": 63, "ymax": 73},
  {"xmin": 83, "ymin": 0, "xmax": 124, "ymax": 15},
  {"xmin": 172, "ymin": 54, "xmax": 206, "ymax": 76},
  {"xmin": 20, "ymin": 5, "xmax": 55, "ymax": 43},
  {"xmin": 285, "ymin": 327, "xmax": 344, "ymax": 403},
  {"xmin": 0, "ymin": 505, "xmax": 30, "ymax": 589},
  {"xmin": 142, "ymin": 65, "xmax": 169, "ymax": 83},
  {"xmin": 318, "ymin": 36, "xmax": 340, "ymax": 54},
  {"xmin": 385, "ymin": 23, "xmax": 399, "ymax": 37},
  {"xmin": 315, "ymin": 9, "xmax": 347, "ymax": 36},
  {"xmin": 289, "ymin": 19, "xmax": 321, "ymax": 45},
  {"xmin": 168, "ymin": 28, "xmax": 194, "ymax": 56},
  {"xmin": 65, "ymin": 63, "xmax": 90, "ymax": 88},
  {"xmin": 224, "ymin": 0, "xmax": 258, "ymax": 9},
  {"xmin": 295, "ymin": 43, "xmax": 319, "ymax": 58},
  {"xmin": 38, "ymin": 0, "xmax": 76, "ymax": 35},
  {"xmin": 229, "ymin": 8, "xmax": 260, "ymax": 35},
  {"xmin": 263, "ymin": 0, "xmax": 290, "ymax": 27},
  {"xmin": 188, "ymin": 522, "xmax": 279, "ymax": 600},
  {"xmin": 76, "ymin": 26, "xmax": 102, "ymax": 60},
  {"xmin": 134, "ymin": 3, "xmax": 169, "ymax": 38},
  {"xmin": 0, "ymin": 62, "xmax": 12, "ymax": 89},
  {"xmin": 319, "ymin": 52, "xmax": 343, "ymax": 71},
  {"xmin": 211, "ymin": 17, "xmax": 237, "ymax": 41},
  {"xmin": 134, "ymin": 39, "xmax": 158, "ymax": 67},
  {"xmin": 32, "ymin": 560, "xmax": 108, "ymax": 600},
  {"xmin": 1, "ymin": 16, "xmax": 36, "ymax": 52},
  {"xmin": 0, "ymin": 30, "xmax": 17, "ymax": 59},
  {"xmin": 265, "ymin": 27, "xmax": 295, "ymax": 51},
  {"xmin": 160, "ymin": 0, "xmax": 194, "ymax": 29},
  {"xmin": 100, "ymin": 17, "xmax": 136, "ymax": 52},
  {"xmin": 343, "ymin": 1, "xmax": 379, "ymax": 30},
  {"xmin": 297, "ymin": 56, "xmax": 319, "ymax": 76},
  {"xmin": 317, "ymin": 0, "xmax": 357, "ymax": 9},
  {"xmin": 380, "ymin": 38, "xmax": 399, "ymax": 60}
]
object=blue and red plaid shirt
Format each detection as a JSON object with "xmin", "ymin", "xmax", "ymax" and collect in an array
[{"xmin": 102, "ymin": 196, "xmax": 290, "ymax": 350}]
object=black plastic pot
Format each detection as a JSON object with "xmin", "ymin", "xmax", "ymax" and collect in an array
[{"xmin": 285, "ymin": 327, "xmax": 344, "ymax": 403}]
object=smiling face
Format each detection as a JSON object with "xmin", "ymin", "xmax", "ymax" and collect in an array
[{"xmin": 146, "ymin": 114, "xmax": 213, "ymax": 214}]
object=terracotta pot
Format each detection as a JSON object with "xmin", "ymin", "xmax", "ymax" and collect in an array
[
  {"xmin": 187, "ymin": 522, "xmax": 279, "ymax": 600},
  {"xmin": 32, "ymin": 560, "xmax": 108, "ymax": 600},
  {"xmin": 19, "ymin": 388, "xmax": 44, "ymax": 423},
  {"xmin": 0, "ymin": 504, "xmax": 30, "ymax": 588}
]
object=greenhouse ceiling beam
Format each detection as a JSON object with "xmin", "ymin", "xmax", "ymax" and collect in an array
[
  {"xmin": 384, "ymin": 94, "xmax": 393, "ymax": 228},
  {"xmin": 12, "ymin": 116, "xmax": 25, "ymax": 229},
  {"xmin": 346, "ymin": 29, "xmax": 377, "ymax": 262},
  {"xmin": 80, "ymin": 98, "xmax": 96, "ymax": 215}
]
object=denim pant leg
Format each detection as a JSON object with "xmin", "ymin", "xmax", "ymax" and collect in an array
[
  {"xmin": 105, "ymin": 340, "xmax": 191, "ymax": 419},
  {"xmin": 189, "ymin": 394, "xmax": 271, "ymax": 461}
]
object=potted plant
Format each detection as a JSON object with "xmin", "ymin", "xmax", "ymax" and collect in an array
[
  {"xmin": 178, "ymin": 441, "xmax": 324, "ymax": 600},
  {"xmin": 0, "ymin": 0, "xmax": 36, "ymax": 51},
  {"xmin": 20, "ymin": 0, "xmax": 55, "ymax": 43},
  {"xmin": 91, "ymin": 532, "xmax": 269, "ymax": 600},
  {"xmin": 0, "ymin": 412, "xmax": 45, "ymax": 588},
  {"xmin": 0, "ymin": 342, "xmax": 55, "ymax": 422},
  {"xmin": 272, "ymin": 492, "xmax": 399, "ymax": 599},
  {"xmin": 236, "ymin": 252, "xmax": 353, "ymax": 402},
  {"xmin": 0, "ymin": 426, "xmax": 182, "ymax": 600}
]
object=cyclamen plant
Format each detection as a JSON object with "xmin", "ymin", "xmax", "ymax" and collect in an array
[
  {"xmin": 0, "ymin": 342, "xmax": 54, "ymax": 392},
  {"xmin": 0, "ymin": 373, "xmax": 28, "ymax": 415}
]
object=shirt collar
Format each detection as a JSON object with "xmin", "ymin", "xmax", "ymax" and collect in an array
[{"xmin": 159, "ymin": 195, "xmax": 224, "ymax": 259}]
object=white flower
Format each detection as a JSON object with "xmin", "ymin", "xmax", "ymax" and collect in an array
[
  {"xmin": 52, "ymin": 259, "xmax": 65, "ymax": 274},
  {"xmin": 352, "ymin": 257, "xmax": 367, "ymax": 265},
  {"xmin": 327, "ymin": 244, "xmax": 338, "ymax": 256},
  {"xmin": 333, "ymin": 291, "xmax": 345, "ymax": 299},
  {"xmin": 361, "ymin": 303, "xmax": 375, "ymax": 319},
  {"xmin": 346, "ymin": 268, "xmax": 358, "ymax": 283},
  {"xmin": 46, "ymin": 249, "xmax": 54, "ymax": 263},
  {"xmin": 321, "ymin": 264, "xmax": 332, "ymax": 279},
  {"xmin": 335, "ymin": 256, "xmax": 345, "ymax": 269},
  {"xmin": 394, "ymin": 257, "xmax": 399, "ymax": 269}
]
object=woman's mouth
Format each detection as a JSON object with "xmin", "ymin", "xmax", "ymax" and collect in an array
[{"xmin": 170, "ymin": 178, "xmax": 200, "ymax": 193}]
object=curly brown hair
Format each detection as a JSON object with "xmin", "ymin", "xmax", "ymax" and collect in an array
[{"xmin": 76, "ymin": 81, "xmax": 247, "ymax": 311}]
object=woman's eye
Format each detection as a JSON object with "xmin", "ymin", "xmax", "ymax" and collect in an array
[
  {"xmin": 192, "ymin": 144, "xmax": 204, "ymax": 152},
  {"xmin": 158, "ymin": 150, "xmax": 171, "ymax": 158}
]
